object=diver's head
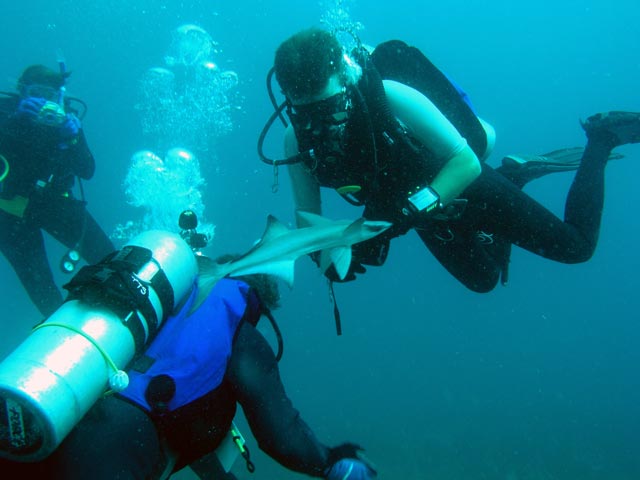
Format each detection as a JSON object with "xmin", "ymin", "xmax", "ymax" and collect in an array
[
  {"xmin": 274, "ymin": 27, "xmax": 361, "ymax": 104},
  {"xmin": 17, "ymin": 64, "xmax": 68, "ymax": 101},
  {"xmin": 274, "ymin": 28, "xmax": 360, "ymax": 158}
]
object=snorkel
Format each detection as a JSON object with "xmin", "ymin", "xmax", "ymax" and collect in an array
[
  {"xmin": 56, "ymin": 48, "xmax": 67, "ymax": 105},
  {"xmin": 34, "ymin": 51, "xmax": 68, "ymax": 127}
]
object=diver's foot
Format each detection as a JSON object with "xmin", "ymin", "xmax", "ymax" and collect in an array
[
  {"xmin": 500, "ymin": 147, "xmax": 624, "ymax": 186},
  {"xmin": 581, "ymin": 111, "xmax": 640, "ymax": 147}
]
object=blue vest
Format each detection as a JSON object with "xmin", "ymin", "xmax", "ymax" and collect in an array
[{"xmin": 119, "ymin": 277, "xmax": 257, "ymax": 411}]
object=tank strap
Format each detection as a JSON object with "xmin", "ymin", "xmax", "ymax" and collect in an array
[{"xmin": 62, "ymin": 246, "xmax": 174, "ymax": 352}]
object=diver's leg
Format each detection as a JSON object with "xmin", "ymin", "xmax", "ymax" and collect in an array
[
  {"xmin": 462, "ymin": 113, "xmax": 637, "ymax": 265},
  {"xmin": 0, "ymin": 397, "xmax": 164, "ymax": 479},
  {"xmin": 461, "ymin": 166, "xmax": 593, "ymax": 262},
  {"xmin": 560, "ymin": 137, "xmax": 608, "ymax": 251},
  {"xmin": 429, "ymin": 110, "xmax": 640, "ymax": 284},
  {"xmin": 76, "ymin": 210, "xmax": 115, "ymax": 263},
  {"xmin": 37, "ymin": 197, "xmax": 114, "ymax": 264},
  {"xmin": 46, "ymin": 396, "xmax": 167, "ymax": 480},
  {"xmin": 0, "ymin": 212, "xmax": 63, "ymax": 317},
  {"xmin": 563, "ymin": 111, "xmax": 640, "ymax": 250},
  {"xmin": 415, "ymin": 222, "xmax": 504, "ymax": 293}
]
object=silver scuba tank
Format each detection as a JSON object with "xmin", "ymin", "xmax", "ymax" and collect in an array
[{"xmin": 0, "ymin": 230, "xmax": 197, "ymax": 462}]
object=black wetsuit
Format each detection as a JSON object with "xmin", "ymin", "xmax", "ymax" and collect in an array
[
  {"xmin": 0, "ymin": 287, "xmax": 331, "ymax": 479},
  {"xmin": 0, "ymin": 94, "xmax": 114, "ymax": 316},
  {"xmin": 415, "ymin": 137, "xmax": 610, "ymax": 292}
]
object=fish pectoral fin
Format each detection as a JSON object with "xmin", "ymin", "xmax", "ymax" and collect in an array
[
  {"xmin": 267, "ymin": 259, "xmax": 295, "ymax": 289},
  {"xmin": 329, "ymin": 246, "xmax": 352, "ymax": 280}
]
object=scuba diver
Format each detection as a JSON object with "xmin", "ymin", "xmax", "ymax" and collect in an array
[
  {"xmin": 0, "ymin": 63, "xmax": 114, "ymax": 317},
  {"xmin": 259, "ymin": 27, "xmax": 640, "ymax": 291},
  {"xmin": 0, "ymin": 219, "xmax": 377, "ymax": 480}
]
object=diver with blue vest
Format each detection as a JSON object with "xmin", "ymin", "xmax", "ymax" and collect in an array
[
  {"xmin": 260, "ymin": 27, "xmax": 640, "ymax": 291},
  {"xmin": 0, "ymin": 218, "xmax": 376, "ymax": 479},
  {"xmin": 0, "ymin": 62, "xmax": 114, "ymax": 317}
]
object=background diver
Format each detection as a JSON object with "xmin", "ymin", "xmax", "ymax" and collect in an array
[{"xmin": 0, "ymin": 63, "xmax": 113, "ymax": 317}]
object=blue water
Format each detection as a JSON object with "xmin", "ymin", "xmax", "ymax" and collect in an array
[{"xmin": 1, "ymin": 1, "xmax": 639, "ymax": 478}]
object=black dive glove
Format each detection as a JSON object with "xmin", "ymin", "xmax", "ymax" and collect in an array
[
  {"xmin": 309, "ymin": 252, "xmax": 365, "ymax": 283},
  {"xmin": 323, "ymin": 261, "xmax": 367, "ymax": 283}
]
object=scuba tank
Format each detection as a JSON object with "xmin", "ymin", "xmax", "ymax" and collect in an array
[{"xmin": 0, "ymin": 230, "xmax": 197, "ymax": 462}]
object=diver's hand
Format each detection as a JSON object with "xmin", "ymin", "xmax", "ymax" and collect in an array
[
  {"xmin": 326, "ymin": 459, "xmax": 377, "ymax": 479},
  {"xmin": 57, "ymin": 113, "xmax": 81, "ymax": 150},
  {"xmin": 310, "ymin": 252, "xmax": 366, "ymax": 283},
  {"xmin": 325, "ymin": 443, "xmax": 377, "ymax": 479},
  {"xmin": 15, "ymin": 97, "xmax": 46, "ymax": 119},
  {"xmin": 323, "ymin": 262, "xmax": 366, "ymax": 283},
  {"xmin": 60, "ymin": 113, "xmax": 81, "ymax": 140},
  {"xmin": 431, "ymin": 198, "xmax": 468, "ymax": 222}
]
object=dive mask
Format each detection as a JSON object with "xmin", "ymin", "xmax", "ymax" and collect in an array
[
  {"xmin": 288, "ymin": 90, "xmax": 351, "ymax": 133},
  {"xmin": 288, "ymin": 91, "xmax": 351, "ymax": 163},
  {"xmin": 22, "ymin": 84, "xmax": 62, "ymax": 102}
]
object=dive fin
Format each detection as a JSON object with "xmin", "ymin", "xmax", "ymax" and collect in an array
[{"xmin": 500, "ymin": 146, "xmax": 624, "ymax": 187}]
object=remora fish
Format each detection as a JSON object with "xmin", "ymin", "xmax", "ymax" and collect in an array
[{"xmin": 207, "ymin": 211, "xmax": 391, "ymax": 287}]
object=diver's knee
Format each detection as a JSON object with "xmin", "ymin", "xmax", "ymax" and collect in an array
[
  {"xmin": 565, "ymin": 249, "xmax": 595, "ymax": 264},
  {"xmin": 467, "ymin": 281, "xmax": 498, "ymax": 293},
  {"xmin": 563, "ymin": 238, "xmax": 597, "ymax": 264},
  {"xmin": 460, "ymin": 272, "xmax": 500, "ymax": 293}
]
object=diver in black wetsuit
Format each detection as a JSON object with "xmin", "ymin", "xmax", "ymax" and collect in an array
[
  {"xmin": 0, "ymin": 64, "xmax": 114, "ymax": 317},
  {"xmin": 266, "ymin": 28, "xmax": 640, "ymax": 291},
  {"xmin": 0, "ymin": 257, "xmax": 376, "ymax": 480}
]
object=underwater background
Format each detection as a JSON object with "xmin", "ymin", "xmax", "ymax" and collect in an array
[{"xmin": 1, "ymin": 0, "xmax": 639, "ymax": 478}]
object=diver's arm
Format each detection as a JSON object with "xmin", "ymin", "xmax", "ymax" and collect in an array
[
  {"xmin": 63, "ymin": 130, "xmax": 96, "ymax": 180},
  {"xmin": 383, "ymin": 79, "xmax": 481, "ymax": 205},
  {"xmin": 285, "ymin": 125, "xmax": 322, "ymax": 226},
  {"xmin": 428, "ymin": 145, "xmax": 479, "ymax": 204},
  {"xmin": 72, "ymin": 131, "xmax": 96, "ymax": 179},
  {"xmin": 227, "ymin": 322, "xmax": 330, "ymax": 477}
]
